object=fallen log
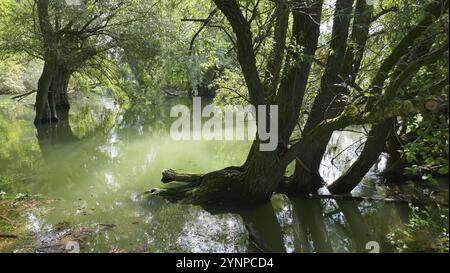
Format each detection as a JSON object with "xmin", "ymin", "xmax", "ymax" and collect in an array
[{"xmin": 161, "ymin": 169, "xmax": 203, "ymax": 183}]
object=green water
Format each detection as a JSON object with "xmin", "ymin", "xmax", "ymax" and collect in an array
[{"xmin": 0, "ymin": 95, "xmax": 409, "ymax": 253}]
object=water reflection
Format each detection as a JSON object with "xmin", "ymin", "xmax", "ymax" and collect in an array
[
  {"xmin": 236, "ymin": 197, "xmax": 408, "ymax": 253},
  {"xmin": 291, "ymin": 199, "xmax": 332, "ymax": 252},
  {"xmin": 0, "ymin": 95, "xmax": 409, "ymax": 253}
]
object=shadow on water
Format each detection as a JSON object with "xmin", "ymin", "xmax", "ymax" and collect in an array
[{"xmin": 0, "ymin": 95, "xmax": 411, "ymax": 253}]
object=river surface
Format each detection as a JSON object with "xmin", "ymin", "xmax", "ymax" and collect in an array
[{"xmin": 0, "ymin": 95, "xmax": 410, "ymax": 253}]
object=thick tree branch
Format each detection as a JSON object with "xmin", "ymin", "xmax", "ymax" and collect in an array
[
  {"xmin": 213, "ymin": 0, "xmax": 265, "ymax": 106},
  {"xmin": 263, "ymin": 0, "xmax": 289, "ymax": 96}
]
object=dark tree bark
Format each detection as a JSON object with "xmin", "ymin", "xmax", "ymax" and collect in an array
[
  {"xmin": 35, "ymin": 61, "xmax": 73, "ymax": 123},
  {"xmin": 34, "ymin": 0, "xmax": 58, "ymax": 124},
  {"xmin": 35, "ymin": 59, "xmax": 57, "ymax": 124},
  {"xmin": 263, "ymin": 0, "xmax": 289, "ymax": 97},
  {"xmin": 383, "ymin": 121, "xmax": 409, "ymax": 182},
  {"xmin": 293, "ymin": 0, "xmax": 356, "ymax": 193},
  {"xmin": 52, "ymin": 66, "xmax": 72, "ymax": 110},
  {"xmin": 276, "ymin": 0, "xmax": 323, "ymax": 144}
]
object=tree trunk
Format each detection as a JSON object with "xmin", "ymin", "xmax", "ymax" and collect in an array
[
  {"xmin": 276, "ymin": 0, "xmax": 323, "ymax": 144},
  {"xmin": 52, "ymin": 66, "xmax": 72, "ymax": 111},
  {"xmin": 152, "ymin": 0, "xmax": 321, "ymax": 206},
  {"xmin": 34, "ymin": 59, "xmax": 57, "ymax": 124},
  {"xmin": 35, "ymin": 62, "xmax": 72, "ymax": 124},
  {"xmin": 293, "ymin": 0, "xmax": 355, "ymax": 193},
  {"xmin": 327, "ymin": 23, "xmax": 441, "ymax": 193},
  {"xmin": 383, "ymin": 126, "xmax": 410, "ymax": 182},
  {"xmin": 35, "ymin": 0, "xmax": 58, "ymax": 124},
  {"xmin": 327, "ymin": 118, "xmax": 394, "ymax": 194}
]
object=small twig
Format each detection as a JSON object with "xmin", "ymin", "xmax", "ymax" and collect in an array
[
  {"xmin": 330, "ymin": 136, "xmax": 367, "ymax": 166},
  {"xmin": 11, "ymin": 90, "xmax": 36, "ymax": 101}
]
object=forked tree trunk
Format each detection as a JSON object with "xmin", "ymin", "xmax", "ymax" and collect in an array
[
  {"xmin": 293, "ymin": 0, "xmax": 355, "ymax": 193},
  {"xmin": 152, "ymin": 0, "xmax": 323, "ymax": 206}
]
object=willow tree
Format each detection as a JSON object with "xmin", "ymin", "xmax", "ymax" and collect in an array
[
  {"xmin": 153, "ymin": 0, "xmax": 449, "ymax": 206},
  {"xmin": 33, "ymin": 0, "xmax": 133, "ymax": 124},
  {"xmin": 0, "ymin": 0, "xmax": 155, "ymax": 124}
]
